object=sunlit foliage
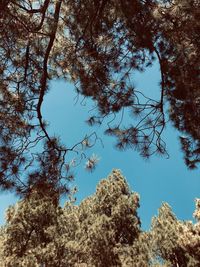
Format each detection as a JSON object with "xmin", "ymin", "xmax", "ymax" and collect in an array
[
  {"xmin": 0, "ymin": 170, "xmax": 150, "ymax": 266},
  {"xmin": 0, "ymin": 170, "xmax": 200, "ymax": 266}
]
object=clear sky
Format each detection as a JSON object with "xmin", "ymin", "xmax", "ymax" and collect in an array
[{"xmin": 0, "ymin": 63, "xmax": 199, "ymax": 230}]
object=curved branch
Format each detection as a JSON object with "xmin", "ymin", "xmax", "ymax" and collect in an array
[
  {"xmin": 36, "ymin": 0, "xmax": 62, "ymax": 144},
  {"xmin": 33, "ymin": 0, "xmax": 50, "ymax": 32},
  {"xmin": 153, "ymin": 46, "xmax": 165, "ymax": 112}
]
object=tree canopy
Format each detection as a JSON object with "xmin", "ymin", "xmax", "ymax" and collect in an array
[
  {"xmin": 0, "ymin": 170, "xmax": 200, "ymax": 266},
  {"xmin": 0, "ymin": 0, "xmax": 199, "ymax": 194}
]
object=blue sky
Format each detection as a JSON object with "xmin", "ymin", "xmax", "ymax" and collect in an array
[{"xmin": 0, "ymin": 63, "xmax": 199, "ymax": 230}]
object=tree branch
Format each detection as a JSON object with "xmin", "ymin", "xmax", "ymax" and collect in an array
[
  {"xmin": 33, "ymin": 0, "xmax": 50, "ymax": 32},
  {"xmin": 37, "ymin": 0, "xmax": 62, "ymax": 144},
  {"xmin": 153, "ymin": 46, "xmax": 165, "ymax": 113}
]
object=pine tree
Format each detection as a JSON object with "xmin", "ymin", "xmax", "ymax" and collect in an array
[
  {"xmin": 1, "ymin": 170, "xmax": 200, "ymax": 266},
  {"xmin": 150, "ymin": 202, "xmax": 200, "ymax": 267},
  {"xmin": 0, "ymin": 0, "xmax": 199, "ymax": 194},
  {"xmin": 178, "ymin": 199, "xmax": 200, "ymax": 266},
  {"xmin": 0, "ymin": 170, "xmax": 150, "ymax": 266}
]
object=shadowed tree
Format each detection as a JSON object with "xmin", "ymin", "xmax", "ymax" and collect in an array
[
  {"xmin": 0, "ymin": 0, "xmax": 199, "ymax": 195},
  {"xmin": 153, "ymin": 0, "xmax": 200, "ymax": 169}
]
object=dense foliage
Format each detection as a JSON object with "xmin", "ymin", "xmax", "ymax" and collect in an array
[
  {"xmin": 1, "ymin": 2, "xmax": 199, "ymax": 265},
  {"xmin": 0, "ymin": 170, "xmax": 199, "ymax": 267},
  {"xmin": 0, "ymin": 0, "xmax": 199, "ymax": 194}
]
